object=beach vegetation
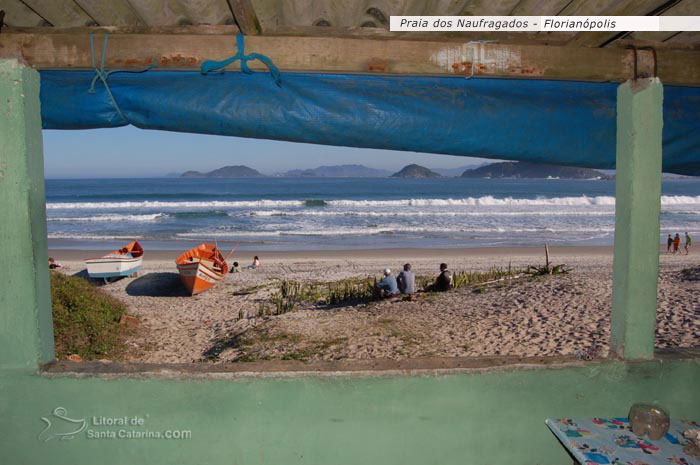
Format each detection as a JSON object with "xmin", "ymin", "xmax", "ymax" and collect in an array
[
  {"xmin": 50, "ymin": 271, "xmax": 129, "ymax": 360},
  {"xmin": 256, "ymin": 264, "xmax": 564, "ymax": 317}
]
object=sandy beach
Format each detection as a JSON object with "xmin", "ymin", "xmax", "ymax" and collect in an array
[{"xmin": 49, "ymin": 246, "xmax": 700, "ymax": 363}]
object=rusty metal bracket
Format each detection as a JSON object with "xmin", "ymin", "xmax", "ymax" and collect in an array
[
  {"xmin": 626, "ymin": 45, "xmax": 658, "ymax": 81},
  {"xmin": 638, "ymin": 46, "xmax": 658, "ymax": 78},
  {"xmin": 627, "ymin": 45, "xmax": 639, "ymax": 80}
]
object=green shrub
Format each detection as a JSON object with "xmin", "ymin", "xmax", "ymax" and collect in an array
[{"xmin": 50, "ymin": 271, "xmax": 128, "ymax": 360}]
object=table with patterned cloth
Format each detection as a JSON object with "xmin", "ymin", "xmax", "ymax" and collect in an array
[{"xmin": 545, "ymin": 417, "xmax": 700, "ymax": 465}]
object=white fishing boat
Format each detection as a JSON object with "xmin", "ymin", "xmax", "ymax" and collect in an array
[{"xmin": 85, "ymin": 241, "xmax": 144, "ymax": 283}]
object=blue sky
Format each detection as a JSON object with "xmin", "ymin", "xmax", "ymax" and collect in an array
[{"xmin": 43, "ymin": 126, "xmax": 487, "ymax": 178}]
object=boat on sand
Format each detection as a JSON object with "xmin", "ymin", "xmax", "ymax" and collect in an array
[
  {"xmin": 175, "ymin": 243, "xmax": 228, "ymax": 295},
  {"xmin": 85, "ymin": 241, "xmax": 144, "ymax": 283}
]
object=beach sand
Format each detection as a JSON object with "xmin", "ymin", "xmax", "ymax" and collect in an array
[{"xmin": 49, "ymin": 246, "xmax": 700, "ymax": 363}]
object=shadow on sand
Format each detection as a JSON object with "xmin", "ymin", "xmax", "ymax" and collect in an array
[
  {"xmin": 126, "ymin": 272, "xmax": 189, "ymax": 297},
  {"xmin": 70, "ymin": 269, "xmax": 127, "ymax": 285},
  {"xmin": 680, "ymin": 266, "xmax": 700, "ymax": 281},
  {"xmin": 71, "ymin": 269, "xmax": 91, "ymax": 280}
]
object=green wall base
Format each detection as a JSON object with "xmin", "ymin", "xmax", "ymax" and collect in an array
[{"xmin": 2, "ymin": 359, "xmax": 700, "ymax": 465}]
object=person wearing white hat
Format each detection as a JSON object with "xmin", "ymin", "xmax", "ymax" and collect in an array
[{"xmin": 375, "ymin": 268, "xmax": 399, "ymax": 298}]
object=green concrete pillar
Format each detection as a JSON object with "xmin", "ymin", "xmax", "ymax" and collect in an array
[
  {"xmin": 611, "ymin": 78, "xmax": 663, "ymax": 360},
  {"xmin": 0, "ymin": 59, "xmax": 54, "ymax": 369}
]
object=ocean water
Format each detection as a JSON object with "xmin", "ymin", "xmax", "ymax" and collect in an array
[{"xmin": 45, "ymin": 177, "xmax": 700, "ymax": 251}]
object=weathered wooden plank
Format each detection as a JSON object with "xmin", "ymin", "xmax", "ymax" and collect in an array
[
  {"xmin": 126, "ymin": 0, "xmax": 190, "ymax": 27},
  {"xmin": 509, "ymin": 0, "xmax": 572, "ymax": 15},
  {"xmin": 664, "ymin": 31, "xmax": 700, "ymax": 46},
  {"xmin": 267, "ymin": 25, "xmax": 571, "ymax": 45},
  {"xmin": 458, "ymin": 0, "xmax": 522, "ymax": 16},
  {"xmin": 0, "ymin": 0, "xmax": 48, "ymax": 27},
  {"xmin": 177, "ymin": 0, "xmax": 235, "ymax": 26},
  {"xmin": 1, "ymin": 30, "xmax": 700, "ymax": 85},
  {"xmin": 4, "ymin": 24, "xmax": 241, "ymax": 35},
  {"xmin": 564, "ymin": 0, "xmax": 676, "ymax": 47},
  {"xmin": 20, "ymin": 0, "xmax": 96, "ymax": 27},
  {"xmin": 73, "ymin": 0, "xmax": 144, "ymax": 27},
  {"xmin": 627, "ymin": 0, "xmax": 698, "ymax": 43},
  {"xmin": 227, "ymin": 0, "xmax": 261, "ymax": 34}
]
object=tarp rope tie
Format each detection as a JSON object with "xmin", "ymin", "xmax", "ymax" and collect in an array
[
  {"xmin": 88, "ymin": 32, "xmax": 158, "ymax": 124},
  {"xmin": 200, "ymin": 34, "xmax": 282, "ymax": 87}
]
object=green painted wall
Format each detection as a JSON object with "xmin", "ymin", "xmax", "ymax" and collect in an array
[
  {"xmin": 0, "ymin": 59, "xmax": 54, "ymax": 369},
  {"xmin": 2, "ymin": 360, "xmax": 700, "ymax": 464},
  {"xmin": 611, "ymin": 78, "xmax": 664, "ymax": 360}
]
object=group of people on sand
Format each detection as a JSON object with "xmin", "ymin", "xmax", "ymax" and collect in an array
[
  {"xmin": 229, "ymin": 256, "xmax": 260, "ymax": 273},
  {"xmin": 374, "ymin": 263, "xmax": 453, "ymax": 300},
  {"xmin": 667, "ymin": 232, "xmax": 692, "ymax": 255}
]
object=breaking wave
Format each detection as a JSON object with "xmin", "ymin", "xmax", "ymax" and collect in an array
[
  {"xmin": 46, "ymin": 195, "xmax": 700, "ymax": 210},
  {"xmin": 48, "ymin": 213, "xmax": 166, "ymax": 222}
]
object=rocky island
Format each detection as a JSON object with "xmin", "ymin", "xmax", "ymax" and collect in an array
[
  {"xmin": 461, "ymin": 161, "xmax": 612, "ymax": 180},
  {"xmin": 391, "ymin": 164, "xmax": 441, "ymax": 178},
  {"xmin": 180, "ymin": 165, "xmax": 263, "ymax": 178},
  {"xmin": 283, "ymin": 164, "xmax": 391, "ymax": 177}
]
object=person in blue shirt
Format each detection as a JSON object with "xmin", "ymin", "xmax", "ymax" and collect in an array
[{"xmin": 375, "ymin": 268, "xmax": 398, "ymax": 299}]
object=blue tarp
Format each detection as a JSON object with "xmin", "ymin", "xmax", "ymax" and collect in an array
[{"xmin": 39, "ymin": 71, "xmax": 700, "ymax": 175}]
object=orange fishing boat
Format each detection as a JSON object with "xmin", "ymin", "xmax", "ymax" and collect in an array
[{"xmin": 175, "ymin": 243, "xmax": 229, "ymax": 295}]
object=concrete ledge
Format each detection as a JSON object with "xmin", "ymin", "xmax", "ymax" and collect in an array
[{"xmin": 40, "ymin": 349, "xmax": 700, "ymax": 380}]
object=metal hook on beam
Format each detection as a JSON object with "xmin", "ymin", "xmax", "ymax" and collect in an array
[{"xmin": 464, "ymin": 40, "xmax": 496, "ymax": 80}]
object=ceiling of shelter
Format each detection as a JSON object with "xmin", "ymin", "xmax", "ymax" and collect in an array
[{"xmin": 0, "ymin": 0, "xmax": 698, "ymax": 49}]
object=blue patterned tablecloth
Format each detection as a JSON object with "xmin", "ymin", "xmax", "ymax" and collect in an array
[{"xmin": 546, "ymin": 417, "xmax": 700, "ymax": 465}]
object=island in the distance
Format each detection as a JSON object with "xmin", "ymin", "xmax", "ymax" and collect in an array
[
  {"xmin": 391, "ymin": 164, "xmax": 442, "ymax": 178},
  {"xmin": 461, "ymin": 161, "xmax": 612, "ymax": 180},
  {"xmin": 283, "ymin": 164, "xmax": 391, "ymax": 178},
  {"xmin": 180, "ymin": 165, "xmax": 262, "ymax": 178}
]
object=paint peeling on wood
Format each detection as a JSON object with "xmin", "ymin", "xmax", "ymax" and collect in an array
[
  {"xmin": 159, "ymin": 54, "xmax": 198, "ymax": 66},
  {"xmin": 433, "ymin": 43, "xmax": 530, "ymax": 76}
]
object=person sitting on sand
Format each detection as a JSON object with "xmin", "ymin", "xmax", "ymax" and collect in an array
[
  {"xmin": 229, "ymin": 261, "xmax": 242, "ymax": 273},
  {"xmin": 685, "ymin": 232, "xmax": 692, "ymax": 255},
  {"xmin": 427, "ymin": 263, "xmax": 452, "ymax": 292},
  {"xmin": 245, "ymin": 256, "xmax": 260, "ymax": 269},
  {"xmin": 375, "ymin": 268, "xmax": 398, "ymax": 299},
  {"xmin": 667, "ymin": 234, "xmax": 673, "ymax": 253},
  {"xmin": 397, "ymin": 263, "xmax": 416, "ymax": 296},
  {"xmin": 48, "ymin": 257, "xmax": 61, "ymax": 269},
  {"xmin": 674, "ymin": 233, "xmax": 681, "ymax": 254}
]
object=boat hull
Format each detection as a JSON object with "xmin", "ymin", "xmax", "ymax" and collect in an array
[
  {"xmin": 85, "ymin": 257, "xmax": 143, "ymax": 278},
  {"xmin": 176, "ymin": 262, "xmax": 225, "ymax": 295}
]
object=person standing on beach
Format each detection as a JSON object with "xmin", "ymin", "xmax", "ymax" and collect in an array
[
  {"xmin": 397, "ymin": 263, "xmax": 416, "ymax": 297},
  {"xmin": 667, "ymin": 234, "xmax": 674, "ymax": 253},
  {"xmin": 674, "ymin": 233, "xmax": 681, "ymax": 254},
  {"xmin": 685, "ymin": 232, "xmax": 692, "ymax": 255}
]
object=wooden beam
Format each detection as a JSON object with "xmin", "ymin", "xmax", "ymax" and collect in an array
[
  {"xmin": 226, "ymin": 0, "xmax": 261, "ymax": 35},
  {"xmin": 2, "ymin": 30, "xmax": 700, "ymax": 85}
]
